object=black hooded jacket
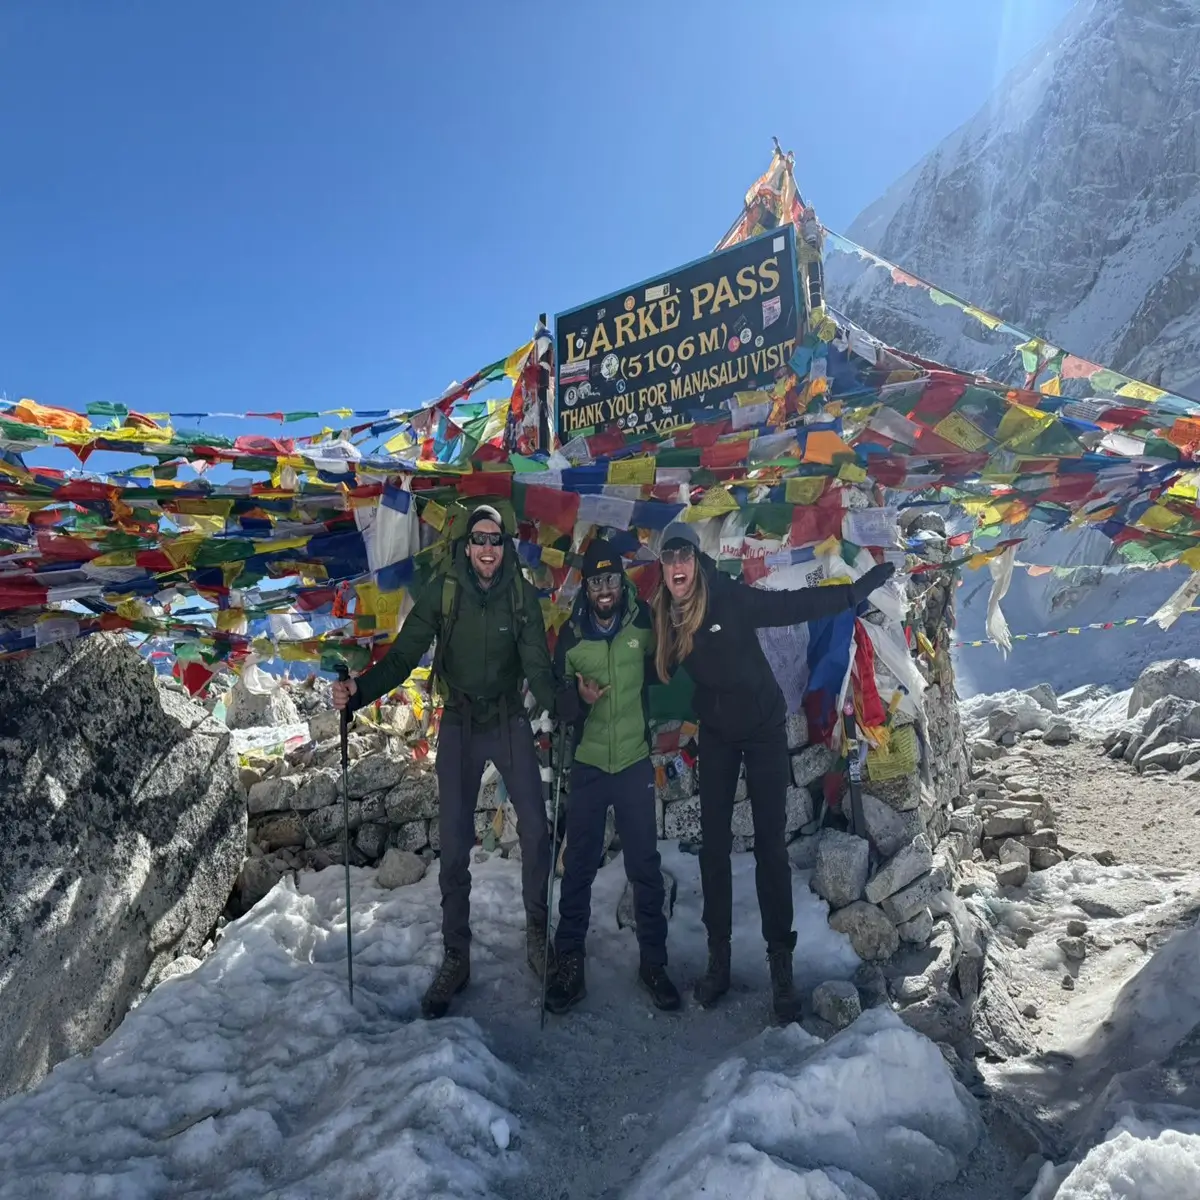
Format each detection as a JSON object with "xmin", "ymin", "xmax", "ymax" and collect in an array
[{"xmin": 675, "ymin": 558, "xmax": 857, "ymax": 742}]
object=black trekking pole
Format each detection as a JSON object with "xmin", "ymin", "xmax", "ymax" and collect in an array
[
  {"xmin": 336, "ymin": 665, "xmax": 355, "ymax": 1004},
  {"xmin": 540, "ymin": 721, "xmax": 568, "ymax": 1031},
  {"xmin": 843, "ymin": 699, "xmax": 867, "ymax": 846}
]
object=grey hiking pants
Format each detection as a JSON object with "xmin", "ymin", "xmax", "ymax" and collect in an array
[{"xmin": 435, "ymin": 715, "xmax": 550, "ymax": 955}]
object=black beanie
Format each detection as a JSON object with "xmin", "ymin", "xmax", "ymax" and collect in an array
[
  {"xmin": 465, "ymin": 504, "xmax": 504, "ymax": 535},
  {"xmin": 581, "ymin": 538, "xmax": 624, "ymax": 580}
]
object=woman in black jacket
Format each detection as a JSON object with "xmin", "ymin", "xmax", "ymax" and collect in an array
[{"xmin": 651, "ymin": 521, "xmax": 894, "ymax": 1022}]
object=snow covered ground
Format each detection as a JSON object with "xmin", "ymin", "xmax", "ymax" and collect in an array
[
  {"xmin": 3, "ymin": 790, "xmax": 1199, "ymax": 1198},
  {"xmin": 0, "ymin": 845, "xmax": 903, "ymax": 1200}
]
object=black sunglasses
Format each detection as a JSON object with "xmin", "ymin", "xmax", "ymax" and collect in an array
[
  {"xmin": 586, "ymin": 572, "xmax": 622, "ymax": 591},
  {"xmin": 469, "ymin": 531, "xmax": 504, "ymax": 547},
  {"xmin": 660, "ymin": 544, "xmax": 695, "ymax": 565}
]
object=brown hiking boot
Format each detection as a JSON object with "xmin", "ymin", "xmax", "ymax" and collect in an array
[
  {"xmin": 421, "ymin": 948, "xmax": 470, "ymax": 1019},
  {"xmin": 694, "ymin": 941, "xmax": 731, "ymax": 1008}
]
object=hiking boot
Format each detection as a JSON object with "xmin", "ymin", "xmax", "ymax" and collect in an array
[
  {"xmin": 527, "ymin": 923, "xmax": 556, "ymax": 978},
  {"xmin": 639, "ymin": 959, "xmax": 682, "ymax": 1011},
  {"xmin": 544, "ymin": 949, "xmax": 586, "ymax": 1015},
  {"xmin": 421, "ymin": 948, "xmax": 470, "ymax": 1019},
  {"xmin": 767, "ymin": 946, "xmax": 798, "ymax": 1025},
  {"xmin": 693, "ymin": 941, "xmax": 731, "ymax": 1008}
]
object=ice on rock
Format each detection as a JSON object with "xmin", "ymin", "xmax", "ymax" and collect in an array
[
  {"xmin": 626, "ymin": 1009, "xmax": 982, "ymax": 1200},
  {"xmin": 0, "ymin": 870, "xmax": 522, "ymax": 1200}
]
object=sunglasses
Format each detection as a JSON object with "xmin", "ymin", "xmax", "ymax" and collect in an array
[
  {"xmin": 468, "ymin": 531, "xmax": 504, "ymax": 547},
  {"xmin": 660, "ymin": 545, "xmax": 695, "ymax": 566},
  {"xmin": 586, "ymin": 572, "xmax": 622, "ymax": 591}
]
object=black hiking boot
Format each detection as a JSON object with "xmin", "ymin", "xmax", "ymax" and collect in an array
[
  {"xmin": 693, "ymin": 941, "xmax": 731, "ymax": 1008},
  {"xmin": 544, "ymin": 949, "xmax": 586, "ymax": 1014},
  {"xmin": 767, "ymin": 946, "xmax": 798, "ymax": 1025},
  {"xmin": 421, "ymin": 948, "xmax": 470, "ymax": 1019},
  {"xmin": 639, "ymin": 959, "xmax": 682, "ymax": 1011},
  {"xmin": 527, "ymin": 923, "xmax": 556, "ymax": 978}
]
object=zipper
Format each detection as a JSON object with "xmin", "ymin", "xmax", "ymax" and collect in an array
[{"xmin": 608, "ymin": 632, "xmax": 616, "ymax": 772}]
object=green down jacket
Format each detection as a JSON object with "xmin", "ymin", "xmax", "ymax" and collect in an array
[
  {"xmin": 353, "ymin": 540, "xmax": 556, "ymax": 728},
  {"xmin": 554, "ymin": 578, "xmax": 655, "ymax": 774}
]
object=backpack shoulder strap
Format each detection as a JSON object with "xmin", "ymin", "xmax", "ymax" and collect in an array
[{"xmin": 432, "ymin": 572, "xmax": 461, "ymax": 689}]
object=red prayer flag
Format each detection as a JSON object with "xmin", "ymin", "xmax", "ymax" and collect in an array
[{"xmin": 522, "ymin": 484, "xmax": 580, "ymax": 531}]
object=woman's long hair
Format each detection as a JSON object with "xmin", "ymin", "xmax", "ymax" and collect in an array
[{"xmin": 652, "ymin": 563, "xmax": 710, "ymax": 683}]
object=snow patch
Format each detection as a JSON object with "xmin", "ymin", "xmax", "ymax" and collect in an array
[
  {"xmin": 626, "ymin": 1009, "xmax": 982, "ymax": 1200},
  {"xmin": 0, "ymin": 870, "xmax": 522, "ymax": 1200},
  {"xmin": 1050, "ymin": 1112, "xmax": 1200, "ymax": 1200}
]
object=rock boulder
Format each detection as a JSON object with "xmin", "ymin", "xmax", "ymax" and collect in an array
[{"xmin": 0, "ymin": 634, "xmax": 245, "ymax": 1100}]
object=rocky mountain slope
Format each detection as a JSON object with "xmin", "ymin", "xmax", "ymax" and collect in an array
[{"xmin": 826, "ymin": 0, "xmax": 1200, "ymax": 399}]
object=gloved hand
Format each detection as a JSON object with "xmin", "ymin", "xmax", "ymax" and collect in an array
[{"xmin": 852, "ymin": 561, "xmax": 897, "ymax": 603}]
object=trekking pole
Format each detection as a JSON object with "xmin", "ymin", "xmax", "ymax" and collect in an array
[
  {"xmin": 336, "ymin": 665, "xmax": 355, "ymax": 1004},
  {"xmin": 540, "ymin": 721, "xmax": 568, "ymax": 1031},
  {"xmin": 843, "ymin": 699, "xmax": 867, "ymax": 847}
]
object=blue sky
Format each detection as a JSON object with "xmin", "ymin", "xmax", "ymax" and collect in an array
[{"xmin": 1, "ymin": 0, "xmax": 1074, "ymax": 458}]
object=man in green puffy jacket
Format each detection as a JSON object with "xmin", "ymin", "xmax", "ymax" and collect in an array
[
  {"xmin": 332, "ymin": 505, "xmax": 557, "ymax": 1019},
  {"xmin": 544, "ymin": 538, "xmax": 680, "ymax": 1015}
]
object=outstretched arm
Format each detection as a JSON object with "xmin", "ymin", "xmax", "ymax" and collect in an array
[{"xmin": 717, "ymin": 561, "xmax": 895, "ymax": 628}]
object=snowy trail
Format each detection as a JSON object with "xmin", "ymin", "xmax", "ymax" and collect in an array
[{"xmin": 433, "ymin": 844, "xmax": 863, "ymax": 1200}]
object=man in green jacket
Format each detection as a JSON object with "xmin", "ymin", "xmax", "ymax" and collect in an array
[
  {"xmin": 544, "ymin": 538, "xmax": 680, "ymax": 1015},
  {"xmin": 332, "ymin": 505, "xmax": 558, "ymax": 1019}
]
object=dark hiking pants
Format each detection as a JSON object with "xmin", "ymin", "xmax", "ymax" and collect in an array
[
  {"xmin": 435, "ymin": 716, "xmax": 550, "ymax": 955},
  {"xmin": 698, "ymin": 720, "xmax": 796, "ymax": 952},
  {"xmin": 555, "ymin": 758, "xmax": 667, "ymax": 965}
]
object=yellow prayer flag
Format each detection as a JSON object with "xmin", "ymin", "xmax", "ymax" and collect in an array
[
  {"xmin": 964, "ymin": 306, "xmax": 1004, "ymax": 331},
  {"xmin": 162, "ymin": 533, "xmax": 206, "ymax": 568},
  {"xmin": 934, "ymin": 412, "xmax": 991, "ymax": 451},
  {"xmin": 1116, "ymin": 380, "xmax": 1168, "ymax": 403},
  {"xmin": 536, "ymin": 521, "xmax": 563, "ymax": 548},
  {"xmin": 176, "ymin": 513, "xmax": 227, "ymax": 536},
  {"xmin": 607, "ymin": 456, "xmax": 657, "ymax": 486},
  {"xmin": 217, "ymin": 609, "xmax": 248, "ymax": 634},
  {"xmin": 92, "ymin": 550, "xmax": 138, "ymax": 567},
  {"xmin": 1136, "ymin": 504, "xmax": 1183, "ymax": 532},
  {"xmin": 541, "ymin": 546, "xmax": 566, "ymax": 569},
  {"xmin": 1039, "ymin": 375, "xmax": 1062, "ymax": 397},
  {"xmin": 277, "ymin": 643, "xmax": 314, "ymax": 662},
  {"xmin": 997, "ymin": 403, "xmax": 1052, "ymax": 448},
  {"xmin": 253, "ymin": 535, "xmax": 311, "ymax": 554},
  {"xmin": 837, "ymin": 462, "xmax": 868, "ymax": 483},
  {"xmin": 784, "ymin": 477, "xmax": 826, "ymax": 505},
  {"xmin": 683, "ymin": 486, "xmax": 738, "ymax": 522},
  {"xmin": 174, "ymin": 499, "xmax": 234, "ymax": 518},
  {"xmin": 422, "ymin": 500, "xmax": 446, "ymax": 531},
  {"xmin": 385, "ymin": 428, "xmax": 417, "ymax": 454},
  {"xmin": 504, "ymin": 341, "xmax": 535, "ymax": 379}
]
